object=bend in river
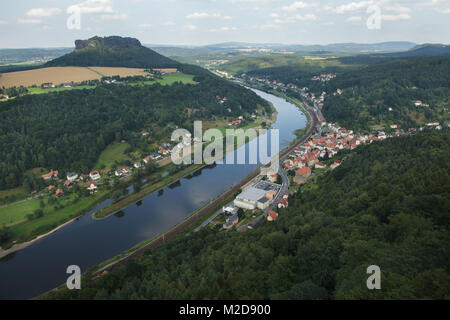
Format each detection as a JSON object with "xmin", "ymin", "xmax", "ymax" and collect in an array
[{"xmin": 0, "ymin": 88, "xmax": 307, "ymax": 300}]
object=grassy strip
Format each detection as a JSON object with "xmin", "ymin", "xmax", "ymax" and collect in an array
[
  {"xmin": 1, "ymin": 190, "xmax": 110, "ymax": 249},
  {"xmin": 93, "ymin": 163, "xmax": 205, "ymax": 219}
]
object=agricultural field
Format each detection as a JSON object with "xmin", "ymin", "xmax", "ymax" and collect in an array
[
  {"xmin": 0, "ymin": 66, "xmax": 148, "ymax": 88},
  {"xmin": 154, "ymin": 73, "xmax": 195, "ymax": 85},
  {"xmin": 95, "ymin": 142, "xmax": 131, "ymax": 171},
  {"xmin": 27, "ymin": 85, "xmax": 96, "ymax": 95},
  {"xmin": 88, "ymin": 66, "xmax": 148, "ymax": 77}
]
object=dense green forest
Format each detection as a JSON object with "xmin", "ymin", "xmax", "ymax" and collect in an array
[
  {"xmin": 323, "ymin": 55, "xmax": 450, "ymax": 131},
  {"xmin": 0, "ymin": 77, "xmax": 268, "ymax": 190},
  {"xmin": 42, "ymin": 131, "xmax": 450, "ymax": 300}
]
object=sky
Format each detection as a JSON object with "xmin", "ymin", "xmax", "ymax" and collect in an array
[{"xmin": 0, "ymin": 0, "xmax": 449, "ymax": 48}]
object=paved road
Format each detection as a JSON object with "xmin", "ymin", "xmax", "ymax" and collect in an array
[{"xmin": 92, "ymin": 89, "xmax": 320, "ymax": 276}]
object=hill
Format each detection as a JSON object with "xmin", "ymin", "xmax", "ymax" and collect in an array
[
  {"xmin": 381, "ymin": 44, "xmax": 450, "ymax": 57},
  {"xmin": 41, "ymin": 131, "xmax": 450, "ymax": 300},
  {"xmin": 322, "ymin": 55, "xmax": 450, "ymax": 131},
  {"xmin": 45, "ymin": 36, "xmax": 179, "ymax": 69}
]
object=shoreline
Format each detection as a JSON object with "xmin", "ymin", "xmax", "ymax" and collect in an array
[
  {"xmin": 86, "ymin": 88, "xmax": 315, "ymax": 277},
  {"xmin": 0, "ymin": 216, "xmax": 79, "ymax": 260},
  {"xmin": 0, "ymin": 94, "xmax": 278, "ymax": 258}
]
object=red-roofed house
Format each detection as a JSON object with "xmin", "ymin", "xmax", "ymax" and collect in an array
[
  {"xmin": 42, "ymin": 170, "xmax": 58, "ymax": 181},
  {"xmin": 87, "ymin": 182, "xmax": 98, "ymax": 193},
  {"xmin": 296, "ymin": 166, "xmax": 311, "ymax": 178},
  {"xmin": 90, "ymin": 171, "xmax": 101, "ymax": 181},
  {"xmin": 278, "ymin": 198, "xmax": 288, "ymax": 209},
  {"xmin": 267, "ymin": 210, "xmax": 279, "ymax": 221}
]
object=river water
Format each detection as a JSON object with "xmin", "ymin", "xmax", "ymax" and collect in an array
[{"xmin": 0, "ymin": 89, "xmax": 306, "ymax": 300}]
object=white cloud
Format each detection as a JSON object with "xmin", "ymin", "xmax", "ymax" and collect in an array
[
  {"xmin": 162, "ymin": 21, "xmax": 176, "ymax": 26},
  {"xmin": 333, "ymin": 1, "xmax": 373, "ymax": 14},
  {"xmin": 274, "ymin": 13, "xmax": 317, "ymax": 23},
  {"xmin": 384, "ymin": 4, "xmax": 411, "ymax": 13},
  {"xmin": 17, "ymin": 18, "xmax": 43, "ymax": 24},
  {"xmin": 26, "ymin": 8, "xmax": 62, "ymax": 17},
  {"xmin": 0, "ymin": 20, "xmax": 8, "ymax": 25},
  {"xmin": 186, "ymin": 12, "xmax": 220, "ymax": 19},
  {"xmin": 282, "ymin": 1, "xmax": 318, "ymax": 12},
  {"xmin": 184, "ymin": 24, "xmax": 198, "ymax": 31},
  {"xmin": 381, "ymin": 13, "xmax": 411, "ymax": 20},
  {"xmin": 68, "ymin": 0, "xmax": 115, "ymax": 14},
  {"xmin": 101, "ymin": 13, "xmax": 128, "ymax": 20},
  {"xmin": 223, "ymin": 16, "xmax": 233, "ymax": 20},
  {"xmin": 139, "ymin": 23, "xmax": 152, "ymax": 28},
  {"xmin": 418, "ymin": 0, "xmax": 450, "ymax": 14}
]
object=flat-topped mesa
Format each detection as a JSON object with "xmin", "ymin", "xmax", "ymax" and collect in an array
[
  {"xmin": 74, "ymin": 36, "xmax": 142, "ymax": 51},
  {"xmin": 45, "ymin": 35, "xmax": 178, "ymax": 68}
]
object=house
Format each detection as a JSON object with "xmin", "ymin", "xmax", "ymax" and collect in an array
[
  {"xmin": 223, "ymin": 214, "xmax": 239, "ymax": 230},
  {"xmin": 295, "ymin": 166, "xmax": 311, "ymax": 178},
  {"xmin": 278, "ymin": 198, "xmax": 288, "ymax": 209},
  {"xmin": 0, "ymin": 94, "xmax": 9, "ymax": 100},
  {"xmin": 267, "ymin": 171, "xmax": 278, "ymax": 183},
  {"xmin": 150, "ymin": 153, "xmax": 161, "ymax": 160},
  {"xmin": 143, "ymin": 157, "xmax": 150, "ymax": 164},
  {"xmin": 42, "ymin": 170, "xmax": 58, "ymax": 181},
  {"xmin": 87, "ymin": 182, "xmax": 97, "ymax": 193},
  {"xmin": 89, "ymin": 170, "xmax": 101, "ymax": 181},
  {"xmin": 414, "ymin": 100, "xmax": 423, "ymax": 107},
  {"xmin": 267, "ymin": 210, "xmax": 279, "ymax": 222},
  {"xmin": 115, "ymin": 169, "xmax": 123, "ymax": 177},
  {"xmin": 67, "ymin": 172, "xmax": 78, "ymax": 182},
  {"xmin": 390, "ymin": 125, "xmax": 398, "ymax": 129},
  {"xmin": 64, "ymin": 180, "xmax": 72, "ymax": 187},
  {"xmin": 315, "ymin": 162, "xmax": 326, "ymax": 169},
  {"xmin": 331, "ymin": 160, "xmax": 342, "ymax": 169},
  {"xmin": 48, "ymin": 185, "xmax": 55, "ymax": 192},
  {"xmin": 337, "ymin": 88, "xmax": 343, "ymax": 95},
  {"xmin": 134, "ymin": 161, "xmax": 142, "ymax": 169},
  {"xmin": 223, "ymin": 206, "xmax": 238, "ymax": 215},
  {"xmin": 55, "ymin": 189, "xmax": 64, "ymax": 197},
  {"xmin": 141, "ymin": 131, "xmax": 150, "ymax": 136}
]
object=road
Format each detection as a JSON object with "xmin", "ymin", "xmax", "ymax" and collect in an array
[{"xmin": 91, "ymin": 89, "xmax": 319, "ymax": 276}]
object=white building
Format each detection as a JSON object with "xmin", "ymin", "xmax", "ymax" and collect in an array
[{"xmin": 234, "ymin": 187, "xmax": 272, "ymax": 210}]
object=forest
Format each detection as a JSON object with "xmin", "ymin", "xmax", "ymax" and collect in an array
[
  {"xmin": 0, "ymin": 72, "xmax": 268, "ymax": 190},
  {"xmin": 322, "ymin": 55, "xmax": 450, "ymax": 131},
  {"xmin": 42, "ymin": 131, "xmax": 450, "ymax": 300}
]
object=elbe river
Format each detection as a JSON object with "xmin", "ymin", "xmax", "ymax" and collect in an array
[{"xmin": 0, "ymin": 88, "xmax": 306, "ymax": 299}]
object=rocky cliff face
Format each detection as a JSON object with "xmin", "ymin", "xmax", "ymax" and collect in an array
[{"xmin": 75, "ymin": 36, "xmax": 142, "ymax": 51}]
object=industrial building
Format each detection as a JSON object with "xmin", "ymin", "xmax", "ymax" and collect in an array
[{"xmin": 234, "ymin": 181, "xmax": 281, "ymax": 210}]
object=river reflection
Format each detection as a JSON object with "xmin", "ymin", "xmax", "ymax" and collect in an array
[{"xmin": 0, "ymin": 88, "xmax": 306, "ymax": 300}]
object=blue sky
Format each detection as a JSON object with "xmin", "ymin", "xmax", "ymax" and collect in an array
[{"xmin": 0, "ymin": 0, "xmax": 449, "ymax": 48}]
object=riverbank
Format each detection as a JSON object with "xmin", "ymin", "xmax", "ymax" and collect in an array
[
  {"xmin": 84, "ymin": 88, "xmax": 316, "ymax": 278},
  {"xmin": 0, "ymin": 216, "xmax": 80, "ymax": 260},
  {"xmin": 0, "ymin": 98, "xmax": 277, "ymax": 257}
]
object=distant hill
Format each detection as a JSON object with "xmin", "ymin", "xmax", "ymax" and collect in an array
[
  {"xmin": 45, "ymin": 36, "xmax": 179, "ymax": 68},
  {"xmin": 381, "ymin": 44, "xmax": 450, "ymax": 57}
]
